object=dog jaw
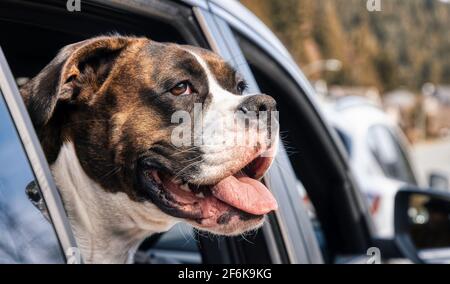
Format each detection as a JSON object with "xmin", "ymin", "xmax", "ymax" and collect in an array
[{"xmin": 51, "ymin": 142, "xmax": 179, "ymax": 264}]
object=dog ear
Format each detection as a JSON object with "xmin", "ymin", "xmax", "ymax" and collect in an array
[
  {"xmin": 20, "ymin": 36, "xmax": 134, "ymax": 163},
  {"xmin": 20, "ymin": 36, "xmax": 131, "ymax": 128}
]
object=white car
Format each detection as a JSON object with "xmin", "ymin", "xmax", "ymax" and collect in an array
[{"xmin": 322, "ymin": 96, "xmax": 418, "ymax": 238}]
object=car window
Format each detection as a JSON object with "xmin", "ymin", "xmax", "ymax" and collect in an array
[
  {"xmin": 0, "ymin": 93, "xmax": 64, "ymax": 264},
  {"xmin": 334, "ymin": 127, "xmax": 352, "ymax": 157},
  {"xmin": 368, "ymin": 125, "xmax": 416, "ymax": 184}
]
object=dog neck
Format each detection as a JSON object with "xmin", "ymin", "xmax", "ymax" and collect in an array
[{"xmin": 50, "ymin": 142, "xmax": 177, "ymax": 264}]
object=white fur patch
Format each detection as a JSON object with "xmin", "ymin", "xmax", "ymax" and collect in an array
[
  {"xmin": 51, "ymin": 142, "xmax": 178, "ymax": 263},
  {"xmin": 184, "ymin": 50, "xmax": 255, "ymax": 180}
]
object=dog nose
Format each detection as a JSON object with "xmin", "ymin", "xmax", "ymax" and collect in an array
[{"xmin": 238, "ymin": 94, "xmax": 277, "ymax": 114}]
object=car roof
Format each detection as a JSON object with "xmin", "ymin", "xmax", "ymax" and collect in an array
[
  {"xmin": 333, "ymin": 96, "xmax": 382, "ymax": 112},
  {"xmin": 179, "ymin": 0, "xmax": 292, "ymax": 59},
  {"xmin": 321, "ymin": 96, "xmax": 396, "ymax": 135},
  {"xmin": 208, "ymin": 0, "xmax": 291, "ymax": 56}
]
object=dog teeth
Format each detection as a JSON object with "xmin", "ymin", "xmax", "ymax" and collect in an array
[
  {"xmin": 180, "ymin": 183, "xmax": 190, "ymax": 192},
  {"xmin": 195, "ymin": 192, "xmax": 205, "ymax": 198},
  {"xmin": 151, "ymin": 171, "xmax": 162, "ymax": 184},
  {"xmin": 172, "ymin": 178, "xmax": 182, "ymax": 185}
]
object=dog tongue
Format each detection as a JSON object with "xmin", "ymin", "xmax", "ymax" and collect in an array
[{"xmin": 211, "ymin": 175, "xmax": 278, "ymax": 215}]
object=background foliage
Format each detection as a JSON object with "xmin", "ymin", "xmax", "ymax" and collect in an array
[{"xmin": 241, "ymin": 0, "xmax": 450, "ymax": 92}]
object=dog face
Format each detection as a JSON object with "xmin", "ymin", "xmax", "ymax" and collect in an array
[{"xmin": 21, "ymin": 36, "xmax": 278, "ymax": 236}]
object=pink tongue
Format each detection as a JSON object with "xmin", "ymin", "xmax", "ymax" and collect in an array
[{"xmin": 211, "ymin": 175, "xmax": 278, "ymax": 215}]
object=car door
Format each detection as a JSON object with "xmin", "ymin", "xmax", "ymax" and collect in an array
[{"xmin": 0, "ymin": 47, "xmax": 79, "ymax": 264}]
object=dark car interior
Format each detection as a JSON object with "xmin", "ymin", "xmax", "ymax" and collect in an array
[{"xmin": 0, "ymin": 0, "xmax": 198, "ymax": 82}]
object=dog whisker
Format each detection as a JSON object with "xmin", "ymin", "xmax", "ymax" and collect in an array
[
  {"xmin": 172, "ymin": 159, "xmax": 204, "ymax": 182},
  {"xmin": 98, "ymin": 166, "xmax": 122, "ymax": 181},
  {"xmin": 239, "ymin": 233, "xmax": 255, "ymax": 245},
  {"xmin": 169, "ymin": 147, "xmax": 200, "ymax": 156}
]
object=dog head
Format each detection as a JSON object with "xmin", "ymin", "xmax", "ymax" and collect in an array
[{"xmin": 21, "ymin": 35, "xmax": 279, "ymax": 236}]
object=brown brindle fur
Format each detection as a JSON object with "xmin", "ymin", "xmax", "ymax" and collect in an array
[{"xmin": 20, "ymin": 36, "xmax": 240, "ymax": 202}]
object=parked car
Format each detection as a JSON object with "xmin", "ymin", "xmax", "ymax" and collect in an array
[
  {"xmin": 0, "ymin": 0, "xmax": 449, "ymax": 264},
  {"xmin": 321, "ymin": 96, "xmax": 418, "ymax": 238}
]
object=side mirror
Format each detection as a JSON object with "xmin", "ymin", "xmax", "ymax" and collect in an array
[
  {"xmin": 429, "ymin": 172, "xmax": 449, "ymax": 192},
  {"xmin": 395, "ymin": 188, "xmax": 450, "ymax": 264}
]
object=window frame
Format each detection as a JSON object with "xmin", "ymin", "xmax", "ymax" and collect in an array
[{"xmin": 0, "ymin": 47, "xmax": 77, "ymax": 263}]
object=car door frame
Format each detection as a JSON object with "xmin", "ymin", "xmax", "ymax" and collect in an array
[{"xmin": 0, "ymin": 47, "xmax": 79, "ymax": 263}]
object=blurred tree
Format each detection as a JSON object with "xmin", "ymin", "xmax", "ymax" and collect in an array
[
  {"xmin": 374, "ymin": 51, "xmax": 398, "ymax": 92},
  {"xmin": 241, "ymin": 0, "xmax": 450, "ymax": 93}
]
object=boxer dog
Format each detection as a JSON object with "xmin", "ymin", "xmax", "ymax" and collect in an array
[{"xmin": 20, "ymin": 35, "xmax": 278, "ymax": 263}]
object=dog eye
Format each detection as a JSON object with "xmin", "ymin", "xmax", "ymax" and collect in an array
[
  {"xmin": 237, "ymin": 80, "xmax": 248, "ymax": 95},
  {"xmin": 170, "ymin": 81, "xmax": 192, "ymax": 96}
]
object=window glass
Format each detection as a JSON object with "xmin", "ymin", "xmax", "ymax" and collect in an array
[
  {"xmin": 295, "ymin": 180, "xmax": 328, "ymax": 257},
  {"xmin": 0, "ymin": 92, "xmax": 64, "ymax": 264},
  {"xmin": 334, "ymin": 127, "xmax": 352, "ymax": 157},
  {"xmin": 368, "ymin": 125, "xmax": 416, "ymax": 184}
]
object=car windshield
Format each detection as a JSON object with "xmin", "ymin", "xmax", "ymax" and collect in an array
[{"xmin": 368, "ymin": 125, "xmax": 416, "ymax": 184}]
